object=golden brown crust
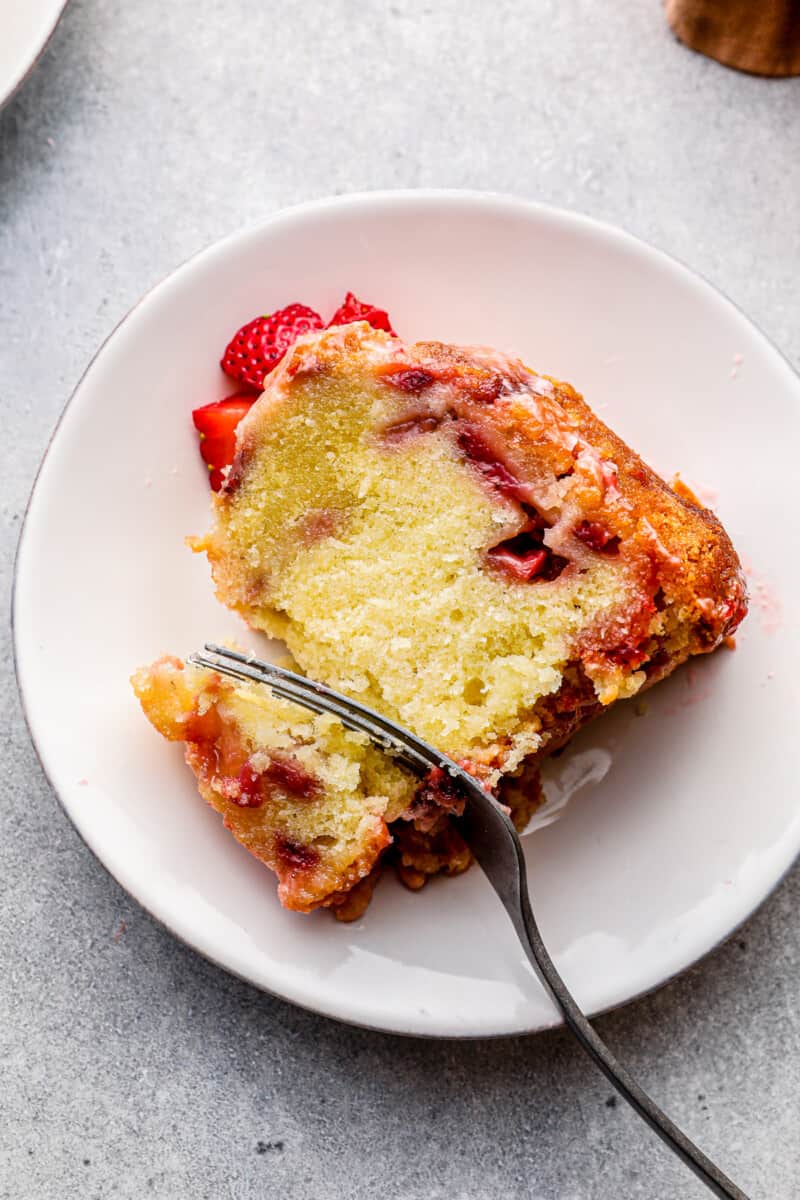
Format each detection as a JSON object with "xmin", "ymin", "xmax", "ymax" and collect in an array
[
  {"xmin": 392, "ymin": 821, "xmax": 472, "ymax": 887},
  {"xmin": 399, "ymin": 338, "xmax": 745, "ymax": 650},
  {"xmin": 552, "ymin": 380, "xmax": 745, "ymax": 633},
  {"xmin": 330, "ymin": 865, "xmax": 384, "ymax": 922}
]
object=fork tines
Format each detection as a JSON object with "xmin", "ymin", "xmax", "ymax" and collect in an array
[{"xmin": 188, "ymin": 644, "xmax": 441, "ymax": 777}]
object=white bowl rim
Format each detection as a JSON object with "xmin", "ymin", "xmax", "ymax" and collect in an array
[{"xmin": 0, "ymin": 0, "xmax": 69, "ymax": 114}]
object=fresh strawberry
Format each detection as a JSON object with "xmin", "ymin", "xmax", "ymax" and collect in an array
[
  {"xmin": 573, "ymin": 520, "xmax": 620, "ymax": 554},
  {"xmin": 328, "ymin": 291, "xmax": 395, "ymax": 335},
  {"xmin": 221, "ymin": 304, "xmax": 324, "ymax": 391},
  {"xmin": 192, "ymin": 394, "xmax": 254, "ymax": 491},
  {"xmin": 487, "ymin": 545, "xmax": 548, "ymax": 581}
]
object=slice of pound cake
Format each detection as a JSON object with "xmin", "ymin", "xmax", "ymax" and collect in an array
[
  {"xmin": 195, "ymin": 322, "xmax": 746, "ymax": 785},
  {"xmin": 131, "ymin": 656, "xmax": 418, "ymax": 917},
  {"xmin": 132, "ymin": 655, "xmax": 536, "ymax": 917},
  {"xmin": 136, "ymin": 318, "xmax": 746, "ymax": 917}
]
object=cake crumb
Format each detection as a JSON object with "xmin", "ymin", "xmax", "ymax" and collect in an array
[
  {"xmin": 77, "ymin": 778, "xmax": 89, "ymax": 786},
  {"xmin": 671, "ymin": 473, "xmax": 719, "ymax": 510}
]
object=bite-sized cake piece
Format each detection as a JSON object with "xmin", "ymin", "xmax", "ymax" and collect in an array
[
  {"xmin": 132, "ymin": 656, "xmax": 417, "ymax": 915},
  {"xmin": 193, "ymin": 322, "xmax": 747, "ymax": 790}
]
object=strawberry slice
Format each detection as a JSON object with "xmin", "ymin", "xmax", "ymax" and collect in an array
[
  {"xmin": 192, "ymin": 394, "xmax": 254, "ymax": 491},
  {"xmin": 488, "ymin": 546, "xmax": 548, "ymax": 581},
  {"xmin": 573, "ymin": 520, "xmax": 620, "ymax": 554},
  {"xmin": 328, "ymin": 291, "xmax": 395, "ymax": 335},
  {"xmin": 221, "ymin": 304, "xmax": 324, "ymax": 391}
]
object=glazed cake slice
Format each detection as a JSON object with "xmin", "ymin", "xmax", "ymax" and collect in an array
[
  {"xmin": 132, "ymin": 655, "xmax": 537, "ymax": 914},
  {"xmin": 194, "ymin": 322, "xmax": 747, "ymax": 791},
  {"xmin": 131, "ymin": 656, "xmax": 418, "ymax": 917}
]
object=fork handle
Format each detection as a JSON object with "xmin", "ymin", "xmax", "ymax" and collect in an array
[
  {"xmin": 458, "ymin": 790, "xmax": 750, "ymax": 1200},
  {"xmin": 512, "ymin": 886, "xmax": 751, "ymax": 1200}
]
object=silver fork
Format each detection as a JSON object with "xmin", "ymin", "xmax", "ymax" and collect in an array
[{"xmin": 190, "ymin": 643, "xmax": 750, "ymax": 1200}]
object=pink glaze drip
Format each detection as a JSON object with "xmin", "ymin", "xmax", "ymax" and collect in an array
[
  {"xmin": 746, "ymin": 568, "xmax": 783, "ymax": 636},
  {"xmin": 381, "ymin": 414, "xmax": 441, "ymax": 443},
  {"xmin": 456, "ymin": 426, "xmax": 535, "ymax": 505}
]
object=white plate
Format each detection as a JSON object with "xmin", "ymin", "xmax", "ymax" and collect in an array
[
  {"xmin": 14, "ymin": 192, "xmax": 800, "ymax": 1037},
  {"xmin": 0, "ymin": 0, "xmax": 67, "ymax": 110}
]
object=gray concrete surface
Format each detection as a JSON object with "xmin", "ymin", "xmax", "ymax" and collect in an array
[{"xmin": 2, "ymin": 1, "xmax": 799, "ymax": 1197}]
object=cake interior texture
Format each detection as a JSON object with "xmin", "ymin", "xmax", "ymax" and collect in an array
[
  {"xmin": 132, "ymin": 658, "xmax": 413, "ymax": 916},
  {"xmin": 135, "ymin": 323, "xmax": 747, "ymax": 915}
]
